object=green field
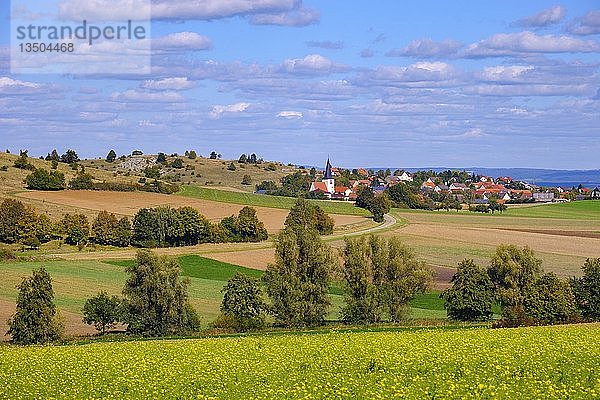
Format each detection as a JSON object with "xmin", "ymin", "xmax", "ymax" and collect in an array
[
  {"xmin": 0, "ymin": 255, "xmax": 445, "ymax": 331},
  {"xmin": 177, "ymin": 185, "xmax": 369, "ymax": 216},
  {"xmin": 504, "ymin": 200, "xmax": 600, "ymax": 219},
  {"xmin": 1, "ymin": 324, "xmax": 599, "ymax": 399}
]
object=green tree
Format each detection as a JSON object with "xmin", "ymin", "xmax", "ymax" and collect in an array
[
  {"xmin": 570, "ymin": 258, "xmax": 600, "ymax": 320},
  {"xmin": 241, "ymin": 174, "xmax": 252, "ymax": 185},
  {"xmin": 187, "ymin": 150, "xmax": 197, "ymax": 159},
  {"xmin": 176, "ymin": 206, "xmax": 211, "ymax": 246},
  {"xmin": 256, "ymin": 180, "xmax": 277, "ymax": 192},
  {"xmin": 61, "ymin": 213, "xmax": 90, "ymax": 246},
  {"xmin": 372, "ymin": 235, "xmax": 432, "ymax": 322},
  {"xmin": 106, "ymin": 150, "xmax": 117, "ymax": 163},
  {"xmin": 523, "ymin": 273, "xmax": 577, "ymax": 325},
  {"xmin": 441, "ymin": 259, "xmax": 495, "ymax": 321},
  {"xmin": 488, "ymin": 245, "xmax": 542, "ymax": 320},
  {"xmin": 340, "ymin": 236, "xmax": 384, "ymax": 324},
  {"xmin": 227, "ymin": 162, "xmax": 236, "ymax": 171},
  {"xmin": 171, "ymin": 158, "xmax": 184, "ymax": 169},
  {"xmin": 45, "ymin": 149, "xmax": 60, "ymax": 162},
  {"xmin": 219, "ymin": 272, "xmax": 266, "ymax": 331},
  {"xmin": 209, "ymin": 151, "xmax": 218, "ymax": 159},
  {"xmin": 13, "ymin": 150, "xmax": 35, "ymax": 170},
  {"xmin": 238, "ymin": 154, "xmax": 247, "ymax": 163},
  {"xmin": 0, "ymin": 199, "xmax": 37, "ymax": 244},
  {"xmin": 7, "ymin": 267, "xmax": 63, "ymax": 344},
  {"xmin": 156, "ymin": 152, "xmax": 167, "ymax": 163},
  {"xmin": 355, "ymin": 186, "xmax": 375, "ymax": 209},
  {"xmin": 285, "ymin": 198, "xmax": 334, "ymax": 235},
  {"xmin": 122, "ymin": 250, "xmax": 200, "ymax": 336},
  {"xmin": 35, "ymin": 214, "xmax": 55, "ymax": 244},
  {"xmin": 92, "ymin": 210, "xmax": 119, "ymax": 246},
  {"xmin": 143, "ymin": 165, "xmax": 161, "ymax": 179},
  {"xmin": 369, "ymin": 193, "xmax": 391, "ymax": 223},
  {"xmin": 263, "ymin": 226, "xmax": 336, "ymax": 327},
  {"xmin": 25, "ymin": 168, "xmax": 66, "ymax": 190},
  {"xmin": 60, "ymin": 149, "xmax": 79, "ymax": 164},
  {"xmin": 113, "ymin": 217, "xmax": 132, "ymax": 247},
  {"xmin": 83, "ymin": 291, "xmax": 122, "ymax": 334}
]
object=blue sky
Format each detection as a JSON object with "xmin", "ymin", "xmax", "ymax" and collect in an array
[{"xmin": 1, "ymin": 1, "xmax": 599, "ymax": 169}]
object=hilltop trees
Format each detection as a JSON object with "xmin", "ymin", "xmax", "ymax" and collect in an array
[
  {"xmin": 7, "ymin": 267, "xmax": 63, "ymax": 344},
  {"xmin": 122, "ymin": 250, "xmax": 200, "ymax": 336},
  {"xmin": 106, "ymin": 150, "xmax": 117, "ymax": 163},
  {"xmin": 441, "ymin": 259, "xmax": 495, "ymax": 321}
]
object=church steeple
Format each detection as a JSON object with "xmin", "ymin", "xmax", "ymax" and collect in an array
[
  {"xmin": 322, "ymin": 157, "xmax": 335, "ymax": 193},
  {"xmin": 323, "ymin": 157, "xmax": 333, "ymax": 180}
]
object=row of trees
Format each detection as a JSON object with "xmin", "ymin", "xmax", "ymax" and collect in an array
[
  {"xmin": 441, "ymin": 245, "xmax": 600, "ymax": 326},
  {"xmin": 8, "ymin": 250, "xmax": 201, "ymax": 343},
  {"xmin": 0, "ymin": 199, "xmax": 269, "ymax": 249}
]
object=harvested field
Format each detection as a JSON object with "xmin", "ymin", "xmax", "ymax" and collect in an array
[
  {"xmin": 497, "ymin": 228, "xmax": 600, "ymax": 239},
  {"xmin": 15, "ymin": 190, "xmax": 363, "ymax": 233}
]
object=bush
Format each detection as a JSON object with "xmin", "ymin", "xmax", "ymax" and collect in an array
[
  {"xmin": 219, "ymin": 273, "xmax": 266, "ymax": 332},
  {"xmin": 284, "ymin": 198, "xmax": 334, "ymax": 235},
  {"xmin": 83, "ymin": 292, "xmax": 123, "ymax": 334},
  {"xmin": 523, "ymin": 273, "xmax": 577, "ymax": 325},
  {"xmin": 241, "ymin": 174, "xmax": 252, "ymax": 185},
  {"xmin": 68, "ymin": 172, "xmax": 94, "ymax": 190},
  {"xmin": 571, "ymin": 258, "xmax": 600, "ymax": 320},
  {"xmin": 219, "ymin": 206, "xmax": 268, "ymax": 243},
  {"xmin": 441, "ymin": 259, "xmax": 495, "ymax": 321},
  {"xmin": 13, "ymin": 151, "xmax": 35, "ymax": 170},
  {"xmin": 7, "ymin": 267, "xmax": 63, "ymax": 344},
  {"xmin": 25, "ymin": 168, "xmax": 65, "ymax": 190},
  {"xmin": 0, "ymin": 247, "xmax": 17, "ymax": 261}
]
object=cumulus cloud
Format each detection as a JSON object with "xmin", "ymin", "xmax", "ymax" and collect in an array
[
  {"xmin": 0, "ymin": 77, "xmax": 57, "ymax": 95},
  {"xmin": 515, "ymin": 5, "xmax": 566, "ymax": 28},
  {"xmin": 463, "ymin": 31, "xmax": 600, "ymax": 58},
  {"xmin": 357, "ymin": 62, "xmax": 461, "ymax": 88},
  {"xmin": 306, "ymin": 40, "xmax": 344, "ymax": 50},
  {"xmin": 141, "ymin": 77, "xmax": 195, "ymax": 90},
  {"xmin": 464, "ymin": 83, "xmax": 592, "ymax": 97},
  {"xmin": 210, "ymin": 102, "xmax": 251, "ymax": 118},
  {"xmin": 277, "ymin": 110, "xmax": 303, "ymax": 119},
  {"xmin": 386, "ymin": 39, "xmax": 463, "ymax": 58},
  {"xmin": 249, "ymin": 6, "xmax": 319, "ymax": 26},
  {"xmin": 281, "ymin": 54, "xmax": 345, "ymax": 75},
  {"xmin": 477, "ymin": 65, "xmax": 534, "ymax": 83},
  {"xmin": 566, "ymin": 11, "xmax": 600, "ymax": 35},
  {"xmin": 153, "ymin": 32, "xmax": 212, "ymax": 51},
  {"xmin": 111, "ymin": 89, "xmax": 185, "ymax": 102}
]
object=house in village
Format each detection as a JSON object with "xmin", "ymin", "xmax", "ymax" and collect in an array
[
  {"xmin": 591, "ymin": 187, "xmax": 600, "ymax": 199},
  {"xmin": 533, "ymin": 191, "xmax": 555, "ymax": 202}
]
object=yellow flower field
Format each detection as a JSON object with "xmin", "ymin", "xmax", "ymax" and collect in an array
[{"xmin": 1, "ymin": 324, "xmax": 599, "ymax": 399}]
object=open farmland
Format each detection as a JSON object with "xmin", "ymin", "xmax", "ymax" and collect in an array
[{"xmin": 1, "ymin": 324, "xmax": 599, "ymax": 399}]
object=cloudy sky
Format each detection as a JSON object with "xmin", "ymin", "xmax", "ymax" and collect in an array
[{"xmin": 1, "ymin": 1, "xmax": 599, "ymax": 169}]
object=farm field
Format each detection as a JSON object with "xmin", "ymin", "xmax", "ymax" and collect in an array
[
  {"xmin": 0, "ymin": 256, "xmax": 446, "ymax": 339},
  {"xmin": 1, "ymin": 324, "xmax": 599, "ymax": 399}
]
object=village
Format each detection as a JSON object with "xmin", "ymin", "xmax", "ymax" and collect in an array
[{"xmin": 305, "ymin": 158, "xmax": 600, "ymax": 206}]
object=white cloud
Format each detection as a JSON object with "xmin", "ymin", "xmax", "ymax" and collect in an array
[
  {"xmin": 111, "ymin": 89, "xmax": 185, "ymax": 102},
  {"xmin": 250, "ymin": 6, "xmax": 319, "ymax": 26},
  {"xmin": 277, "ymin": 111, "xmax": 303, "ymax": 119},
  {"xmin": 567, "ymin": 11, "xmax": 600, "ymax": 35},
  {"xmin": 141, "ymin": 77, "xmax": 195, "ymax": 90},
  {"xmin": 0, "ymin": 77, "xmax": 56, "ymax": 95},
  {"xmin": 387, "ymin": 39, "xmax": 463, "ymax": 58},
  {"xmin": 462, "ymin": 128, "xmax": 484, "ymax": 138},
  {"xmin": 357, "ymin": 62, "xmax": 460, "ymax": 88},
  {"xmin": 306, "ymin": 40, "xmax": 344, "ymax": 50},
  {"xmin": 58, "ymin": 0, "xmax": 150, "ymax": 21},
  {"xmin": 153, "ymin": 32, "xmax": 212, "ymax": 51},
  {"xmin": 478, "ymin": 65, "xmax": 534, "ymax": 82},
  {"xmin": 281, "ymin": 54, "xmax": 345, "ymax": 75},
  {"xmin": 210, "ymin": 102, "xmax": 251, "ymax": 118},
  {"xmin": 463, "ymin": 31, "xmax": 600, "ymax": 58},
  {"xmin": 515, "ymin": 6, "xmax": 566, "ymax": 28}
]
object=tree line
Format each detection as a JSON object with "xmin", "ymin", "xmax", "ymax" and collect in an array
[
  {"xmin": 440, "ymin": 245, "xmax": 600, "ymax": 326},
  {"xmin": 0, "ymin": 199, "xmax": 268, "ymax": 249}
]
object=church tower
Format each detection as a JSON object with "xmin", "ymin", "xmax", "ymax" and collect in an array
[{"xmin": 322, "ymin": 158, "xmax": 335, "ymax": 193}]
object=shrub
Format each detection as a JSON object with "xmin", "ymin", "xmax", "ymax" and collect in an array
[
  {"xmin": 570, "ymin": 258, "xmax": 600, "ymax": 321},
  {"xmin": 441, "ymin": 259, "xmax": 495, "ymax": 321},
  {"xmin": 68, "ymin": 172, "xmax": 94, "ymax": 190},
  {"xmin": 523, "ymin": 273, "xmax": 577, "ymax": 325},
  {"xmin": 83, "ymin": 291, "xmax": 122, "ymax": 334},
  {"xmin": 25, "ymin": 168, "xmax": 65, "ymax": 190},
  {"xmin": 219, "ymin": 273, "xmax": 266, "ymax": 332}
]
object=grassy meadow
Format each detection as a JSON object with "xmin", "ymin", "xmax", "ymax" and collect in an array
[{"xmin": 2, "ymin": 324, "xmax": 599, "ymax": 399}]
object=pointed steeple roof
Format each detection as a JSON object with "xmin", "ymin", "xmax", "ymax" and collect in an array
[{"xmin": 323, "ymin": 158, "xmax": 333, "ymax": 180}]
